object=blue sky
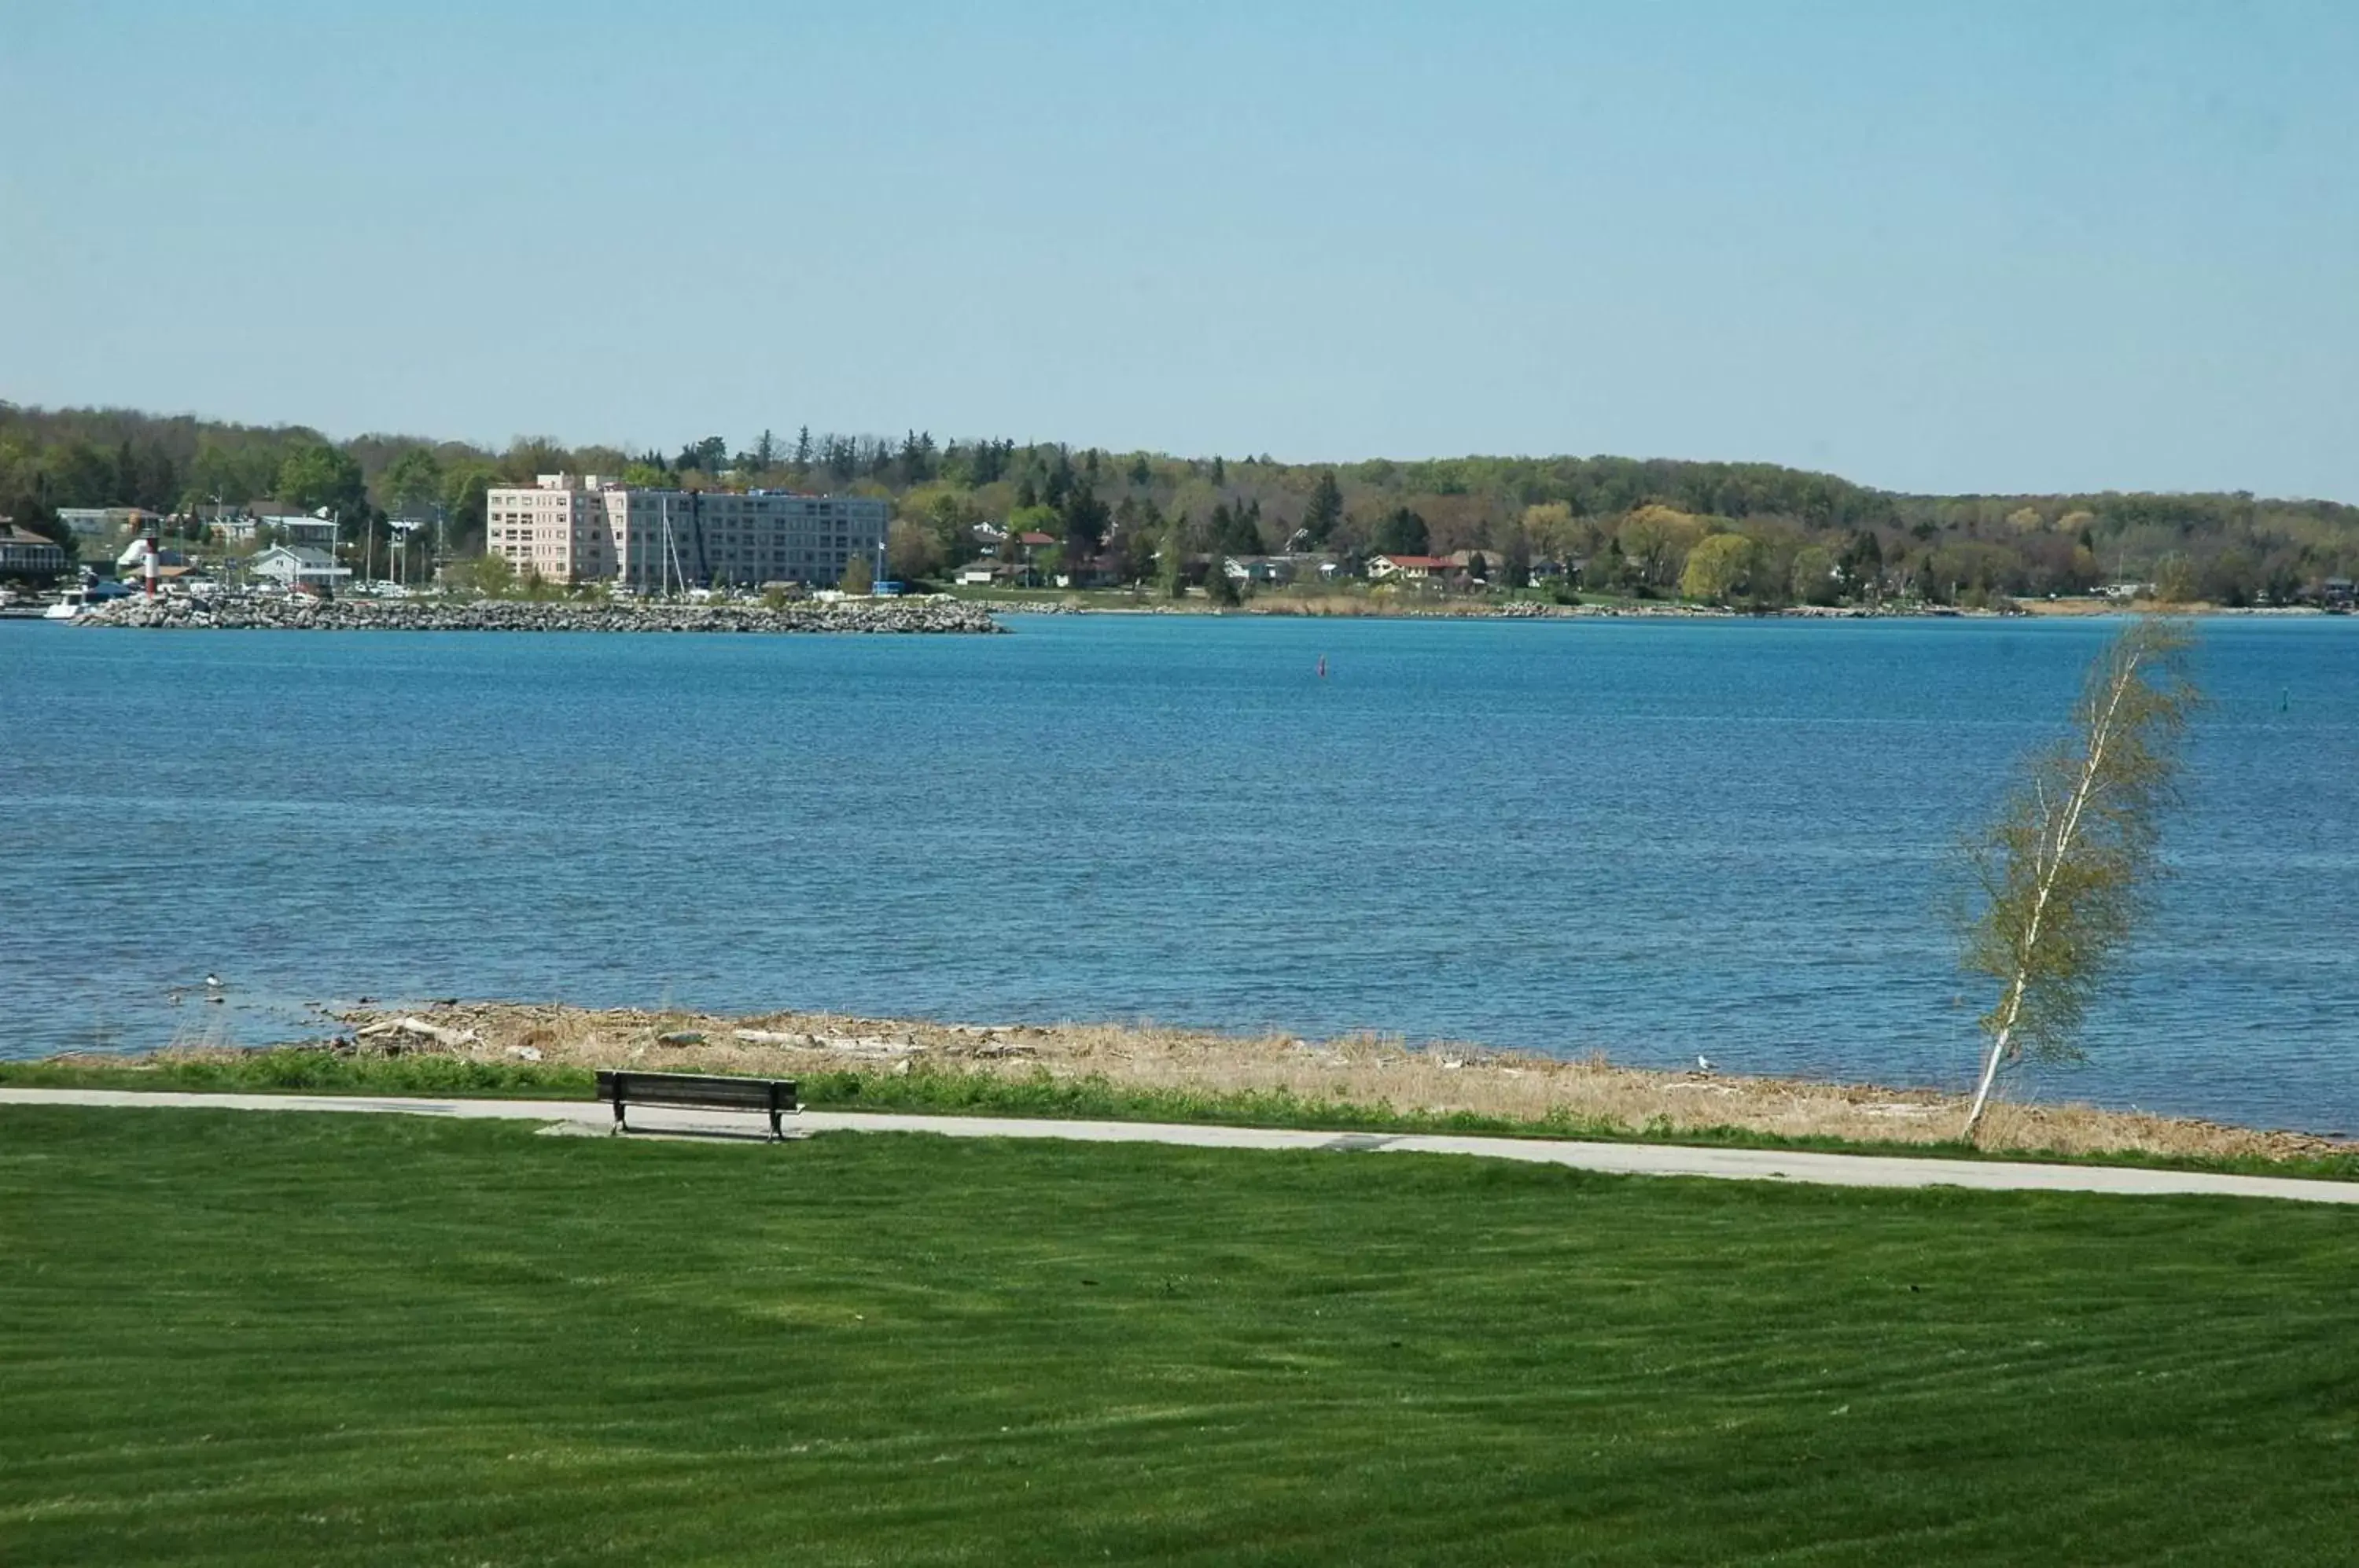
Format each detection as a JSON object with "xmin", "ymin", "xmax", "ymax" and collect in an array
[{"xmin": 4, "ymin": 2, "xmax": 2354, "ymax": 499}]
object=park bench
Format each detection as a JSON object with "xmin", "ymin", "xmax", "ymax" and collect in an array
[{"xmin": 595, "ymin": 1070, "xmax": 800, "ymax": 1139}]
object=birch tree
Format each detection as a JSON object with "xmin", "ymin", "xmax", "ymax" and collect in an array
[{"xmin": 1958, "ymin": 615, "xmax": 2202, "ymax": 1141}]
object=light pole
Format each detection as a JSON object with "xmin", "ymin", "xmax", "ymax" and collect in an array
[{"xmin": 390, "ymin": 519, "xmax": 420, "ymax": 591}]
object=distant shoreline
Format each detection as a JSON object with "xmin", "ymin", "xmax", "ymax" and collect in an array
[
  {"xmin": 67, "ymin": 594, "xmax": 1004, "ymax": 635},
  {"xmin": 959, "ymin": 594, "xmax": 2337, "ymax": 621}
]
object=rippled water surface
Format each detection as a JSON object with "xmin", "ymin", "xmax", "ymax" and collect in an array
[{"xmin": 2, "ymin": 613, "xmax": 2353, "ymax": 1131}]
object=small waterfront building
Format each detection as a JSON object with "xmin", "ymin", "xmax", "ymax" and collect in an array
[
  {"xmin": 1222, "ymin": 555, "xmax": 1292, "ymax": 584},
  {"xmin": 484, "ymin": 473, "xmax": 889, "ymax": 591},
  {"xmin": 955, "ymin": 561, "xmax": 1006, "ymax": 587},
  {"xmin": 250, "ymin": 545, "xmax": 351, "ymax": 590},
  {"xmin": 0, "ymin": 525, "xmax": 70, "ymax": 579}
]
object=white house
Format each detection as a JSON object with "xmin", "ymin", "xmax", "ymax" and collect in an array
[
  {"xmin": 254, "ymin": 507, "xmax": 341, "ymax": 549},
  {"xmin": 1366, "ymin": 554, "xmax": 1451, "ymax": 583},
  {"xmin": 250, "ymin": 545, "xmax": 351, "ymax": 590}
]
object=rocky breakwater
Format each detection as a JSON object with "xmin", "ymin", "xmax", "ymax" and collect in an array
[{"xmin": 77, "ymin": 593, "xmax": 1005, "ymax": 635}]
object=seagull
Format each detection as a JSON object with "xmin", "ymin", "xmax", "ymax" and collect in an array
[{"xmin": 1695, "ymin": 1055, "xmax": 1713, "ymax": 1073}]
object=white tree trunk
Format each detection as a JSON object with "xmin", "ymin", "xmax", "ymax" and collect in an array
[{"xmin": 1961, "ymin": 649, "xmax": 2143, "ymax": 1142}]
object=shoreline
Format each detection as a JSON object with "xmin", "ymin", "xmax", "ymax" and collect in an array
[
  {"xmin": 67, "ymin": 594, "xmax": 1004, "ymax": 634},
  {"xmin": 961, "ymin": 595, "xmax": 2336, "ymax": 621},
  {"xmin": 57, "ymin": 998, "xmax": 2342, "ymax": 1165}
]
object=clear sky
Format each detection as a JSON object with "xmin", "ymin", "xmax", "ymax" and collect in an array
[{"xmin": 4, "ymin": 2, "xmax": 2354, "ymax": 499}]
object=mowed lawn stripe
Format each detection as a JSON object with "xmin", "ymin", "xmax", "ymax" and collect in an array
[{"xmin": 2, "ymin": 1106, "xmax": 2353, "ymax": 1566}]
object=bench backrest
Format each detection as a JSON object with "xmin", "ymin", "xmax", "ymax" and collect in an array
[{"xmin": 596, "ymin": 1070, "xmax": 797, "ymax": 1112}]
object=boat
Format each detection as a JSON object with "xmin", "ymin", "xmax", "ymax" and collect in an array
[{"xmin": 40, "ymin": 576, "xmax": 135, "ymax": 620}]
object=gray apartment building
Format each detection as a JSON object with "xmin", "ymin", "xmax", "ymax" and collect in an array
[{"xmin": 484, "ymin": 475, "xmax": 889, "ymax": 591}]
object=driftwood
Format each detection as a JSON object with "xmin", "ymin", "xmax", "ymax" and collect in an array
[
  {"xmin": 731, "ymin": 1027, "xmax": 921, "ymax": 1058},
  {"xmin": 355, "ymin": 1016, "xmax": 481, "ymax": 1049}
]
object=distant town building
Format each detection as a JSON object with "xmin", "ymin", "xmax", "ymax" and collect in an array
[
  {"xmin": 0, "ymin": 525, "xmax": 71, "ymax": 578},
  {"xmin": 484, "ymin": 474, "xmax": 889, "ymax": 591},
  {"xmin": 250, "ymin": 504, "xmax": 340, "ymax": 549},
  {"xmin": 55, "ymin": 506, "xmax": 158, "ymax": 539},
  {"xmin": 250, "ymin": 545, "xmax": 351, "ymax": 590},
  {"xmin": 202, "ymin": 503, "xmax": 337, "ymax": 548}
]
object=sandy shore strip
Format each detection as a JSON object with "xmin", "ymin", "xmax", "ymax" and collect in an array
[{"xmin": 111, "ymin": 1000, "xmax": 2331, "ymax": 1164}]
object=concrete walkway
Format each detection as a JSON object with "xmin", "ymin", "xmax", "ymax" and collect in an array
[{"xmin": 6, "ymin": 1086, "xmax": 2354, "ymax": 1205}]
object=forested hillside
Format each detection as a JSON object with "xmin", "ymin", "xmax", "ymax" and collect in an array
[{"xmin": 6, "ymin": 401, "xmax": 2355, "ymax": 605}]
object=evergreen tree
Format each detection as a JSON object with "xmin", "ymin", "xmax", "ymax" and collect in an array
[
  {"xmin": 1503, "ymin": 522, "xmax": 1533, "ymax": 587},
  {"xmin": 1060, "ymin": 481, "xmax": 1111, "ymax": 565},
  {"xmin": 1303, "ymin": 469, "xmax": 1343, "ymax": 544},
  {"xmin": 1372, "ymin": 507, "xmax": 1430, "ymax": 555},
  {"xmin": 1158, "ymin": 517, "xmax": 1190, "ymax": 598}
]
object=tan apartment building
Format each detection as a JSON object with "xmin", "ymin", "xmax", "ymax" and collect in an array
[{"xmin": 485, "ymin": 475, "xmax": 889, "ymax": 591}]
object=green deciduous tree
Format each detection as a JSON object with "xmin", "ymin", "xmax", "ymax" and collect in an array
[
  {"xmin": 839, "ymin": 554, "xmax": 874, "ymax": 595},
  {"xmin": 2155, "ymin": 552, "xmax": 2201, "ymax": 604},
  {"xmin": 1680, "ymin": 532, "xmax": 1756, "ymax": 602},
  {"xmin": 1957, "ymin": 617, "xmax": 2202, "ymax": 1140},
  {"xmin": 1620, "ymin": 505, "xmax": 1706, "ymax": 591},
  {"xmin": 887, "ymin": 518, "xmax": 939, "ymax": 583},
  {"xmin": 1790, "ymin": 543, "xmax": 1839, "ymax": 605},
  {"xmin": 454, "ymin": 551, "xmax": 515, "ymax": 598},
  {"xmin": 381, "ymin": 447, "xmax": 443, "ymax": 517},
  {"xmin": 275, "ymin": 443, "xmax": 365, "ymax": 513}
]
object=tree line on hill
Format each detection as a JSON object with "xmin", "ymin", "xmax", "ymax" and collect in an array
[{"xmin": 4, "ymin": 401, "xmax": 2356, "ymax": 605}]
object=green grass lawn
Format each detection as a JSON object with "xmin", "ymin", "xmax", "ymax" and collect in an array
[{"xmin": 4, "ymin": 1107, "xmax": 2354, "ymax": 1565}]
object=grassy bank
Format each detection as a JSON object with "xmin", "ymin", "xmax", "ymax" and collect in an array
[
  {"xmin": 9, "ymin": 1047, "xmax": 2359, "ymax": 1183},
  {"xmin": 4, "ymin": 1106, "xmax": 2355, "ymax": 1565}
]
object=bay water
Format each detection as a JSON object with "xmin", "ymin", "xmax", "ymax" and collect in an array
[{"xmin": 2, "ymin": 613, "xmax": 2352, "ymax": 1133}]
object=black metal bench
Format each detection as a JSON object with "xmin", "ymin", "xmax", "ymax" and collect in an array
[{"xmin": 595, "ymin": 1070, "xmax": 800, "ymax": 1140}]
